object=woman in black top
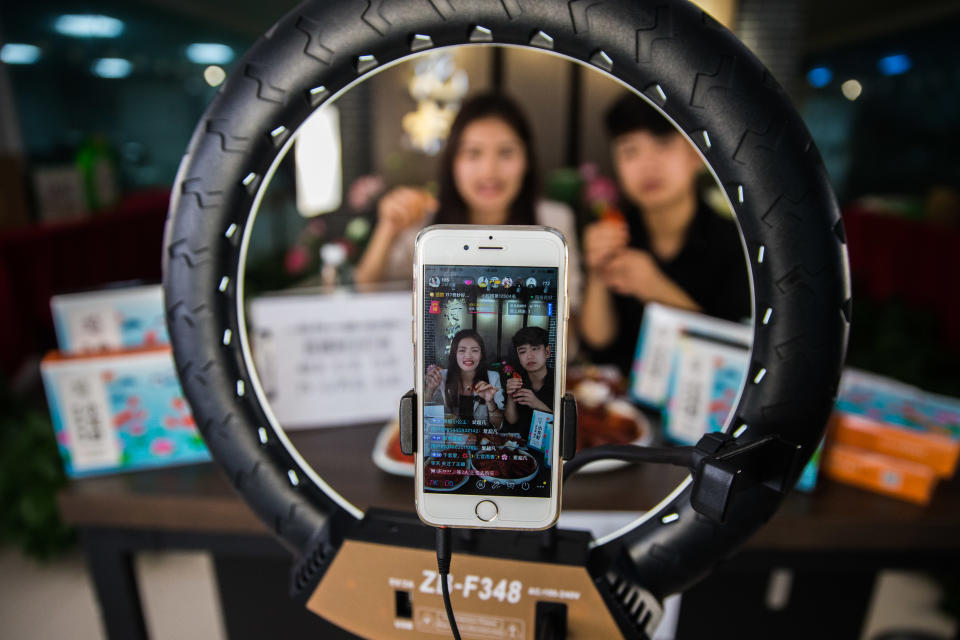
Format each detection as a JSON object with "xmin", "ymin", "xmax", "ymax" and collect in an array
[{"xmin": 580, "ymin": 93, "xmax": 750, "ymax": 375}]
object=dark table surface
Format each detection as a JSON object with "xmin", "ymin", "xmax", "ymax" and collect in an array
[{"xmin": 58, "ymin": 422, "xmax": 960, "ymax": 553}]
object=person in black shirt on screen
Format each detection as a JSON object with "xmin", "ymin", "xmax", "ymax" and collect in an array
[
  {"xmin": 504, "ymin": 326, "xmax": 555, "ymax": 443},
  {"xmin": 579, "ymin": 92, "xmax": 751, "ymax": 375}
]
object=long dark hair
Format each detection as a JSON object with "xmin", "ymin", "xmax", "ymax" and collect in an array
[
  {"xmin": 434, "ymin": 92, "xmax": 539, "ymax": 226},
  {"xmin": 444, "ymin": 329, "xmax": 493, "ymax": 411}
]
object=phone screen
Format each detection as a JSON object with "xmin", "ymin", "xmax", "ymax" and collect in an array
[{"xmin": 422, "ymin": 264, "xmax": 560, "ymax": 499}]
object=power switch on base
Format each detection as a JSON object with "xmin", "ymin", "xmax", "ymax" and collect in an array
[
  {"xmin": 394, "ymin": 590, "xmax": 413, "ymax": 619},
  {"xmin": 534, "ymin": 601, "xmax": 567, "ymax": 639}
]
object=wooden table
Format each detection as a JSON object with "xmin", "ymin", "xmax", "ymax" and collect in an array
[{"xmin": 59, "ymin": 423, "xmax": 960, "ymax": 639}]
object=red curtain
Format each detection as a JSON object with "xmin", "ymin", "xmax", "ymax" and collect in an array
[
  {"xmin": 0, "ymin": 189, "xmax": 169, "ymax": 376},
  {"xmin": 843, "ymin": 203, "xmax": 960, "ymax": 348}
]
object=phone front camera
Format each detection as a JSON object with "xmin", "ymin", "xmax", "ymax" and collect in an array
[{"xmin": 463, "ymin": 245, "xmax": 469, "ymax": 250}]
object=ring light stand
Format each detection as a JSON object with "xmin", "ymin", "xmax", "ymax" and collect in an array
[
  {"xmin": 286, "ymin": 392, "xmax": 807, "ymax": 639},
  {"xmin": 162, "ymin": 0, "xmax": 851, "ymax": 638}
]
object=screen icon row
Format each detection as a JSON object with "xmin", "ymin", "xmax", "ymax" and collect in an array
[{"xmin": 428, "ymin": 276, "xmax": 540, "ymax": 289}]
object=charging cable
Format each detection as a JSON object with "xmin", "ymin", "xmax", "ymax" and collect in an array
[
  {"xmin": 436, "ymin": 526, "xmax": 462, "ymax": 640},
  {"xmin": 563, "ymin": 443, "xmax": 695, "ymax": 480}
]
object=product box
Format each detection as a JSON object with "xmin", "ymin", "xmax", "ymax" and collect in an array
[
  {"xmin": 40, "ymin": 347, "xmax": 208, "ymax": 477},
  {"xmin": 834, "ymin": 369, "xmax": 960, "ymax": 478},
  {"xmin": 51, "ymin": 284, "xmax": 168, "ymax": 354},
  {"xmin": 630, "ymin": 303, "xmax": 752, "ymax": 409},
  {"xmin": 528, "ymin": 410, "xmax": 554, "ymax": 468},
  {"xmin": 662, "ymin": 331, "xmax": 822, "ymax": 492},
  {"xmin": 822, "ymin": 442, "xmax": 938, "ymax": 505},
  {"xmin": 662, "ymin": 332, "xmax": 750, "ymax": 445}
]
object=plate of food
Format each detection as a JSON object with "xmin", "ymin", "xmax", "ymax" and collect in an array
[
  {"xmin": 470, "ymin": 442, "xmax": 539, "ymax": 486},
  {"xmin": 574, "ymin": 398, "xmax": 653, "ymax": 472},
  {"xmin": 567, "ymin": 364, "xmax": 654, "ymax": 472},
  {"xmin": 373, "ymin": 420, "xmax": 416, "ymax": 477}
]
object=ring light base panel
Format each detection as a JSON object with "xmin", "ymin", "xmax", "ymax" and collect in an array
[{"xmin": 304, "ymin": 509, "xmax": 661, "ymax": 640}]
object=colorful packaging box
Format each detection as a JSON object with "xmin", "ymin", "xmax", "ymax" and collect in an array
[
  {"xmin": 40, "ymin": 347, "xmax": 208, "ymax": 477},
  {"xmin": 823, "ymin": 442, "xmax": 938, "ymax": 505},
  {"xmin": 630, "ymin": 303, "xmax": 752, "ymax": 409},
  {"xmin": 662, "ymin": 332, "xmax": 750, "ymax": 444},
  {"xmin": 528, "ymin": 410, "xmax": 554, "ymax": 468},
  {"xmin": 51, "ymin": 284, "xmax": 168, "ymax": 354},
  {"xmin": 834, "ymin": 369, "xmax": 960, "ymax": 478},
  {"xmin": 662, "ymin": 331, "xmax": 822, "ymax": 492}
]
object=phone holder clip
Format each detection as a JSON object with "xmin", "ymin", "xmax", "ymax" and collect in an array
[{"xmin": 690, "ymin": 431, "xmax": 804, "ymax": 522}]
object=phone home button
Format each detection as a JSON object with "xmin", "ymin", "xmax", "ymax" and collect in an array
[{"xmin": 475, "ymin": 500, "xmax": 498, "ymax": 522}]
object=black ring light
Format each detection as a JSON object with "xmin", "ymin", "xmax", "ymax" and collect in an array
[{"xmin": 163, "ymin": 0, "xmax": 850, "ymax": 635}]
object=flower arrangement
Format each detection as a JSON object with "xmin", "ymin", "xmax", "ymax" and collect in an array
[
  {"xmin": 244, "ymin": 175, "xmax": 385, "ymax": 296},
  {"xmin": 283, "ymin": 215, "xmax": 375, "ymax": 279},
  {"xmin": 579, "ymin": 162, "xmax": 625, "ymax": 223},
  {"xmin": 280, "ymin": 175, "xmax": 386, "ymax": 283},
  {"xmin": 490, "ymin": 360, "xmax": 524, "ymax": 384}
]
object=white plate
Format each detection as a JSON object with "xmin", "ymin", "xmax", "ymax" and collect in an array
[
  {"xmin": 574, "ymin": 400, "xmax": 654, "ymax": 473},
  {"xmin": 371, "ymin": 401, "xmax": 653, "ymax": 477},
  {"xmin": 371, "ymin": 421, "xmax": 415, "ymax": 477}
]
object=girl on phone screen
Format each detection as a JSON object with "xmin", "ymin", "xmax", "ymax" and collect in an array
[{"xmin": 425, "ymin": 329, "xmax": 504, "ymax": 428}]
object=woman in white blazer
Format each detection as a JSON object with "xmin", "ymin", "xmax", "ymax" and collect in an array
[{"xmin": 424, "ymin": 329, "xmax": 504, "ymax": 429}]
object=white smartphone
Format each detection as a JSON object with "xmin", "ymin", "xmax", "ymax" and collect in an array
[{"xmin": 413, "ymin": 225, "xmax": 569, "ymax": 530}]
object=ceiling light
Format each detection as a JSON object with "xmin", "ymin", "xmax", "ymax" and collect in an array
[
  {"xmin": 806, "ymin": 66, "xmax": 833, "ymax": 88},
  {"xmin": 878, "ymin": 54, "xmax": 911, "ymax": 76},
  {"xmin": 92, "ymin": 58, "xmax": 132, "ymax": 79},
  {"xmin": 54, "ymin": 14, "xmax": 124, "ymax": 38},
  {"xmin": 186, "ymin": 43, "xmax": 234, "ymax": 65},
  {"xmin": 203, "ymin": 65, "xmax": 226, "ymax": 87},
  {"xmin": 841, "ymin": 79, "xmax": 862, "ymax": 101},
  {"xmin": 1, "ymin": 43, "xmax": 41, "ymax": 64}
]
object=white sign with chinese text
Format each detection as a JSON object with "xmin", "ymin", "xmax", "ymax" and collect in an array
[
  {"xmin": 56, "ymin": 371, "xmax": 120, "ymax": 470},
  {"xmin": 249, "ymin": 290, "xmax": 414, "ymax": 429}
]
